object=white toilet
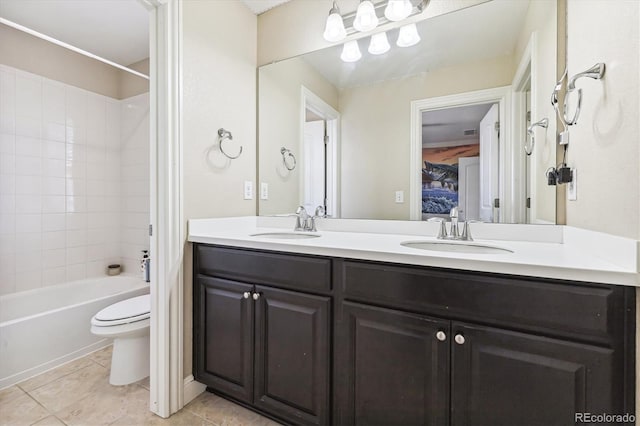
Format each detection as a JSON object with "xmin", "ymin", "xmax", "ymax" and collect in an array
[{"xmin": 90, "ymin": 294, "xmax": 150, "ymax": 385}]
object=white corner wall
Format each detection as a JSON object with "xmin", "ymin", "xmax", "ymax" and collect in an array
[
  {"xmin": 565, "ymin": 0, "xmax": 639, "ymax": 239},
  {"xmin": 181, "ymin": 0, "xmax": 257, "ymax": 378}
]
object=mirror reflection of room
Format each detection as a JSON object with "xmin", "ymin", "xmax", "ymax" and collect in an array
[{"xmin": 258, "ymin": 0, "xmax": 558, "ymax": 224}]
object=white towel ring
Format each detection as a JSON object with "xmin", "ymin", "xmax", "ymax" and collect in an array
[{"xmin": 281, "ymin": 147, "xmax": 296, "ymax": 171}]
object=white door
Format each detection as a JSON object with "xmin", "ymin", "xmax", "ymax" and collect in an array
[
  {"xmin": 479, "ymin": 104, "xmax": 499, "ymax": 222},
  {"xmin": 303, "ymin": 120, "xmax": 325, "ymax": 212},
  {"xmin": 458, "ymin": 156, "xmax": 480, "ymax": 222}
]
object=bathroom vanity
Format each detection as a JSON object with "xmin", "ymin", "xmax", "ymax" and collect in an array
[{"xmin": 190, "ymin": 217, "xmax": 637, "ymax": 426}]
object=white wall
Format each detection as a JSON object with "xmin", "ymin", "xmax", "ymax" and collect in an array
[
  {"xmin": 0, "ymin": 64, "xmax": 149, "ymax": 295},
  {"xmin": 339, "ymin": 55, "xmax": 514, "ymax": 219},
  {"xmin": 181, "ymin": 0, "xmax": 257, "ymax": 378},
  {"xmin": 258, "ymin": 57, "xmax": 339, "ymax": 216},
  {"xmin": 565, "ymin": 0, "xmax": 639, "ymax": 239}
]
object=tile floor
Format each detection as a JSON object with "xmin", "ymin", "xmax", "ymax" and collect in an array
[{"xmin": 0, "ymin": 346, "xmax": 280, "ymax": 426}]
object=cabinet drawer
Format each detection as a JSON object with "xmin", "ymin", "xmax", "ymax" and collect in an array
[
  {"xmin": 196, "ymin": 244, "xmax": 331, "ymax": 293},
  {"xmin": 341, "ymin": 260, "xmax": 621, "ymax": 343}
]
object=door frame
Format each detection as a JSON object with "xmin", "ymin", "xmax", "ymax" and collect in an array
[
  {"xmin": 300, "ymin": 86, "xmax": 341, "ymax": 217},
  {"xmin": 142, "ymin": 0, "xmax": 184, "ymax": 418},
  {"xmin": 410, "ymin": 86, "xmax": 512, "ymax": 221}
]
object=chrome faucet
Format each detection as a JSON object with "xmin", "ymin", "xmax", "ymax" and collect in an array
[
  {"xmin": 437, "ymin": 206, "xmax": 473, "ymax": 241},
  {"xmin": 294, "ymin": 206, "xmax": 309, "ymax": 231},
  {"xmin": 309, "ymin": 206, "xmax": 325, "ymax": 232},
  {"xmin": 294, "ymin": 205, "xmax": 324, "ymax": 232}
]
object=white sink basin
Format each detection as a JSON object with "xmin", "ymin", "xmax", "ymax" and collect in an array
[
  {"xmin": 250, "ymin": 232, "xmax": 321, "ymax": 240},
  {"xmin": 401, "ymin": 240, "xmax": 513, "ymax": 254}
]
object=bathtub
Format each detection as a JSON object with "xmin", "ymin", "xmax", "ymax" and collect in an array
[{"xmin": 0, "ymin": 275, "xmax": 149, "ymax": 389}]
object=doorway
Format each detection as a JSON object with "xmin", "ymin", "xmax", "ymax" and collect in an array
[
  {"xmin": 300, "ymin": 87, "xmax": 340, "ymax": 217},
  {"xmin": 421, "ymin": 103, "xmax": 499, "ymax": 222}
]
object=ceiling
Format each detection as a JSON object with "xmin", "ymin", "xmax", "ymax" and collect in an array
[
  {"xmin": 241, "ymin": 0, "xmax": 292, "ymax": 15},
  {"xmin": 422, "ymin": 103, "xmax": 494, "ymax": 146},
  {"xmin": 0, "ymin": 0, "xmax": 149, "ymax": 66},
  {"xmin": 302, "ymin": 0, "xmax": 530, "ymax": 90}
]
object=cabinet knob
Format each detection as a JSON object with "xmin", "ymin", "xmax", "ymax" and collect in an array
[
  {"xmin": 435, "ymin": 331, "xmax": 447, "ymax": 341},
  {"xmin": 454, "ymin": 334, "xmax": 465, "ymax": 345},
  {"xmin": 242, "ymin": 292, "xmax": 251, "ymax": 299},
  {"xmin": 252, "ymin": 292, "xmax": 260, "ymax": 300}
]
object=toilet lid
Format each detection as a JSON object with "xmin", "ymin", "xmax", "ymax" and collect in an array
[{"xmin": 94, "ymin": 294, "xmax": 150, "ymax": 323}]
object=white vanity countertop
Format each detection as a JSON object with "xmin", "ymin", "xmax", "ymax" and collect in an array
[{"xmin": 187, "ymin": 216, "xmax": 640, "ymax": 287}]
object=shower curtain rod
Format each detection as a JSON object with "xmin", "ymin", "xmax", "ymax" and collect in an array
[{"xmin": 0, "ymin": 17, "xmax": 150, "ymax": 80}]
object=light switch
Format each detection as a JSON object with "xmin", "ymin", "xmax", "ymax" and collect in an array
[
  {"xmin": 395, "ymin": 190, "xmax": 404, "ymax": 203},
  {"xmin": 260, "ymin": 182, "xmax": 269, "ymax": 200},
  {"xmin": 244, "ymin": 181, "xmax": 253, "ymax": 200}
]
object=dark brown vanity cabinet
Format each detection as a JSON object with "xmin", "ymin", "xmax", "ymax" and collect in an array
[
  {"xmin": 335, "ymin": 260, "xmax": 635, "ymax": 426},
  {"xmin": 194, "ymin": 246, "xmax": 332, "ymax": 425},
  {"xmin": 194, "ymin": 245, "xmax": 635, "ymax": 426}
]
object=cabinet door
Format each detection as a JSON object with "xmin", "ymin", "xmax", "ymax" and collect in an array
[
  {"xmin": 253, "ymin": 286, "xmax": 331, "ymax": 425},
  {"xmin": 451, "ymin": 322, "xmax": 617, "ymax": 426},
  {"xmin": 336, "ymin": 302, "xmax": 450, "ymax": 426},
  {"xmin": 195, "ymin": 276, "xmax": 254, "ymax": 403}
]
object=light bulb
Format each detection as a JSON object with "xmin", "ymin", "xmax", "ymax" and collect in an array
[
  {"xmin": 341, "ymin": 40, "xmax": 362, "ymax": 62},
  {"xmin": 384, "ymin": 0, "xmax": 412, "ymax": 21},
  {"xmin": 397, "ymin": 23, "xmax": 420, "ymax": 47},
  {"xmin": 353, "ymin": 0, "xmax": 379, "ymax": 32},
  {"xmin": 323, "ymin": 4, "xmax": 347, "ymax": 42},
  {"xmin": 368, "ymin": 32, "xmax": 390, "ymax": 55}
]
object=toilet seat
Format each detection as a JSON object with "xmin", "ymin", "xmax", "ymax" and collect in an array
[{"xmin": 91, "ymin": 294, "xmax": 150, "ymax": 327}]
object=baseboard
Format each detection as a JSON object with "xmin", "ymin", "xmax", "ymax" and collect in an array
[{"xmin": 183, "ymin": 375, "xmax": 206, "ymax": 405}]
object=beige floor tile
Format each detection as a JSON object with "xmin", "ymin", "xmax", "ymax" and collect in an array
[
  {"xmin": 28, "ymin": 363, "xmax": 109, "ymax": 413},
  {"xmin": 0, "ymin": 386, "xmax": 27, "ymax": 406},
  {"xmin": 87, "ymin": 345, "xmax": 113, "ymax": 369},
  {"xmin": 0, "ymin": 392, "xmax": 50, "ymax": 426},
  {"xmin": 185, "ymin": 392, "xmax": 278, "ymax": 426},
  {"xmin": 110, "ymin": 406, "xmax": 215, "ymax": 426},
  {"xmin": 55, "ymin": 382, "xmax": 147, "ymax": 426},
  {"xmin": 136, "ymin": 376, "xmax": 150, "ymax": 391},
  {"xmin": 18, "ymin": 357, "xmax": 95, "ymax": 392},
  {"xmin": 30, "ymin": 416, "xmax": 66, "ymax": 426}
]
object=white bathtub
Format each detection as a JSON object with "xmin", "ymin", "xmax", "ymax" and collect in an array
[{"xmin": 0, "ymin": 275, "xmax": 149, "ymax": 389}]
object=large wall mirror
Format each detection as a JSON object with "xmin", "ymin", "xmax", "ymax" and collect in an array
[{"xmin": 258, "ymin": 0, "xmax": 559, "ymax": 224}]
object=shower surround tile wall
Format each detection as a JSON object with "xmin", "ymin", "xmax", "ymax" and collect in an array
[{"xmin": 0, "ymin": 64, "xmax": 149, "ymax": 295}]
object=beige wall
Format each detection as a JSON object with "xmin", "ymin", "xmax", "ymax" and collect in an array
[
  {"xmin": 257, "ymin": 0, "xmax": 488, "ymax": 66},
  {"xmin": 565, "ymin": 0, "xmax": 639, "ymax": 239},
  {"xmin": 181, "ymin": 0, "xmax": 257, "ymax": 378},
  {"xmin": 258, "ymin": 57, "xmax": 339, "ymax": 216},
  {"xmin": 0, "ymin": 23, "xmax": 148, "ymax": 99},
  {"xmin": 514, "ymin": 0, "xmax": 558, "ymax": 223},
  {"xmin": 120, "ymin": 58, "xmax": 150, "ymax": 99},
  {"xmin": 340, "ymin": 54, "xmax": 514, "ymax": 219}
]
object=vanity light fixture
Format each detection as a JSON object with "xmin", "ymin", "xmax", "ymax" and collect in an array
[
  {"xmin": 341, "ymin": 40, "xmax": 362, "ymax": 62},
  {"xmin": 396, "ymin": 22, "xmax": 421, "ymax": 47},
  {"xmin": 353, "ymin": 0, "xmax": 379, "ymax": 32},
  {"xmin": 323, "ymin": 2, "xmax": 347, "ymax": 42},
  {"xmin": 384, "ymin": 0, "xmax": 412, "ymax": 21},
  {"xmin": 368, "ymin": 32, "xmax": 390, "ymax": 55}
]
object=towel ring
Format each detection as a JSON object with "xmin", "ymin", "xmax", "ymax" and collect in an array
[
  {"xmin": 563, "ymin": 63, "xmax": 605, "ymax": 126},
  {"xmin": 525, "ymin": 118, "xmax": 549, "ymax": 156},
  {"xmin": 281, "ymin": 147, "xmax": 296, "ymax": 171},
  {"xmin": 218, "ymin": 128, "xmax": 242, "ymax": 159}
]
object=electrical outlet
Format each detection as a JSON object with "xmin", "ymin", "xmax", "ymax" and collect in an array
[
  {"xmin": 395, "ymin": 190, "xmax": 404, "ymax": 203},
  {"xmin": 244, "ymin": 181, "xmax": 253, "ymax": 200},
  {"xmin": 260, "ymin": 182, "xmax": 269, "ymax": 200},
  {"xmin": 567, "ymin": 169, "xmax": 577, "ymax": 201}
]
